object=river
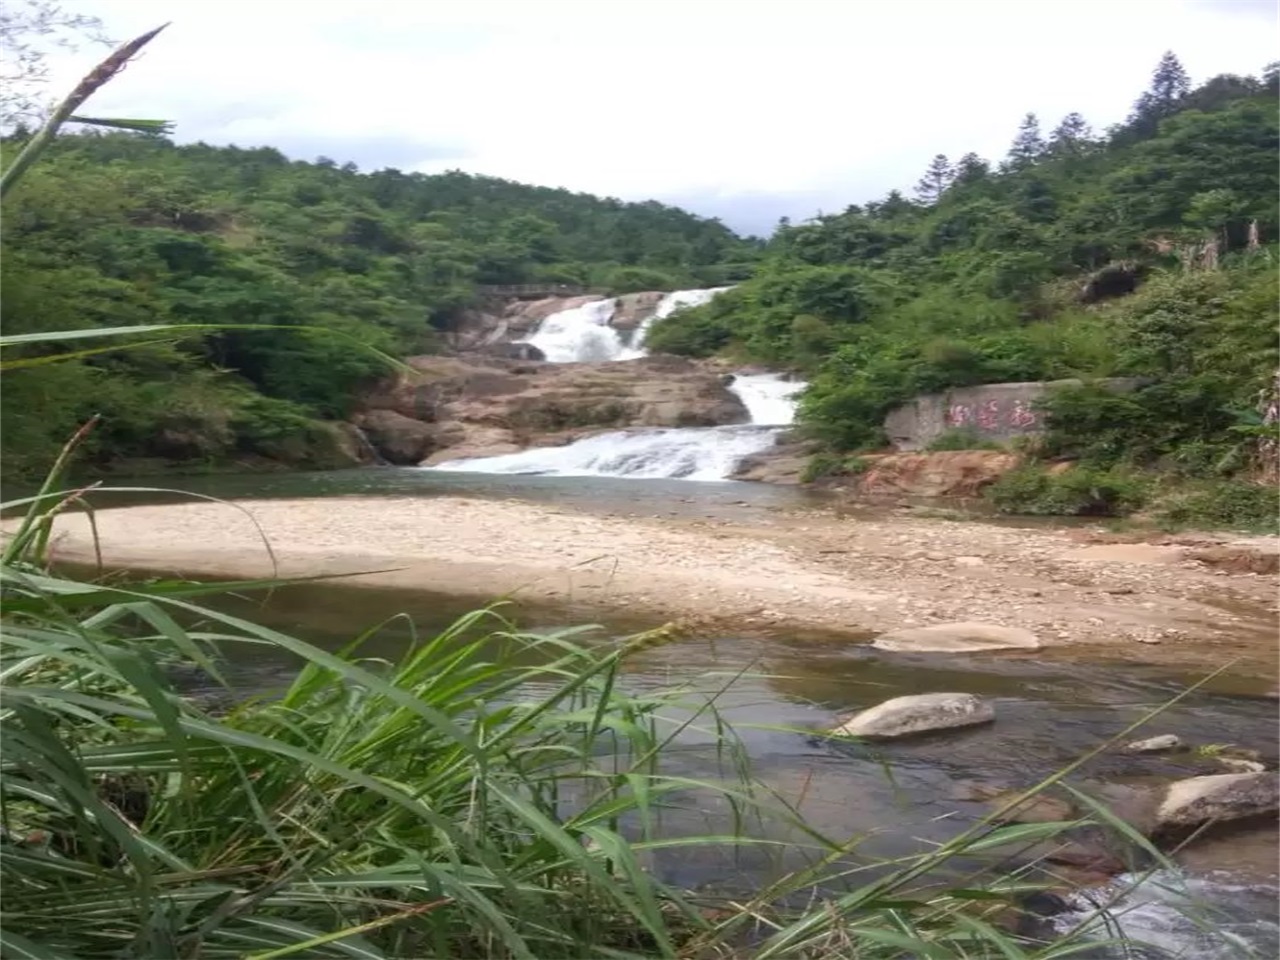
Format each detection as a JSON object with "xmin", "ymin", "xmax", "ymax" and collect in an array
[{"xmin": 67, "ymin": 465, "xmax": 1280, "ymax": 959}]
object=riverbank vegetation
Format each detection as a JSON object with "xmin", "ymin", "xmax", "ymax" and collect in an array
[{"xmin": 647, "ymin": 55, "xmax": 1279, "ymax": 527}]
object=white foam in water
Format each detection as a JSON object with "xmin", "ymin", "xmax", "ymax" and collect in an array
[
  {"xmin": 432, "ymin": 424, "xmax": 784, "ymax": 481},
  {"xmin": 1051, "ymin": 870, "xmax": 1279, "ymax": 959},
  {"xmin": 522, "ymin": 298, "xmax": 624, "ymax": 363},
  {"xmin": 729, "ymin": 373, "xmax": 805, "ymax": 426}
]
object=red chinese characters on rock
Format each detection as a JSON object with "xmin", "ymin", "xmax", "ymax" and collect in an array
[
  {"xmin": 943, "ymin": 396, "xmax": 1040, "ymax": 433},
  {"xmin": 976, "ymin": 399, "xmax": 1001, "ymax": 431},
  {"xmin": 1008, "ymin": 399, "xmax": 1038, "ymax": 429}
]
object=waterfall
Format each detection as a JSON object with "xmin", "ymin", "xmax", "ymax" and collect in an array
[
  {"xmin": 432, "ymin": 288, "xmax": 806, "ymax": 482},
  {"xmin": 728, "ymin": 373, "xmax": 804, "ymax": 426},
  {"xmin": 521, "ymin": 298, "xmax": 624, "ymax": 363},
  {"xmin": 431, "ymin": 425, "xmax": 781, "ymax": 481},
  {"xmin": 430, "ymin": 372, "xmax": 807, "ymax": 482},
  {"xmin": 520, "ymin": 287, "xmax": 732, "ymax": 364}
]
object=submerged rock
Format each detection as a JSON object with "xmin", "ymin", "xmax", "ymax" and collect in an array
[
  {"xmin": 831, "ymin": 692, "xmax": 995, "ymax": 740},
  {"xmin": 991, "ymin": 792, "xmax": 1077, "ymax": 824},
  {"xmin": 872, "ymin": 621, "xmax": 1041, "ymax": 653},
  {"xmin": 1155, "ymin": 772, "xmax": 1280, "ymax": 832}
]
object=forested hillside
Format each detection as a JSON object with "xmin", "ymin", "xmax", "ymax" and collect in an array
[
  {"xmin": 1, "ymin": 132, "xmax": 760, "ymax": 477},
  {"xmin": 648, "ymin": 55, "xmax": 1279, "ymax": 522}
]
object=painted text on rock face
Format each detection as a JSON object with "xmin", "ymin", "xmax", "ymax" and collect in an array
[{"xmin": 944, "ymin": 398, "xmax": 1039, "ymax": 431}]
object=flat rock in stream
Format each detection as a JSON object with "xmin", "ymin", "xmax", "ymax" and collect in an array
[
  {"xmin": 832, "ymin": 692, "xmax": 995, "ymax": 740},
  {"xmin": 872, "ymin": 621, "xmax": 1041, "ymax": 653},
  {"xmin": 1156, "ymin": 772, "xmax": 1280, "ymax": 832},
  {"xmin": 1122, "ymin": 734, "xmax": 1182, "ymax": 754}
]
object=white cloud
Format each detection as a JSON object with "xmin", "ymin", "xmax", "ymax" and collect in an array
[{"xmin": 43, "ymin": 0, "xmax": 1280, "ymax": 232}]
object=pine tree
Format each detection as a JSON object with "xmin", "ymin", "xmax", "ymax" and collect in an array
[
  {"xmin": 1005, "ymin": 113, "xmax": 1045, "ymax": 169},
  {"xmin": 914, "ymin": 154, "xmax": 953, "ymax": 203},
  {"xmin": 952, "ymin": 152, "xmax": 990, "ymax": 186},
  {"xmin": 1126, "ymin": 51, "xmax": 1191, "ymax": 138},
  {"xmin": 1048, "ymin": 112, "xmax": 1095, "ymax": 157}
]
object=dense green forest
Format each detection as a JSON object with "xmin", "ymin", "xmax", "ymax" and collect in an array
[
  {"xmin": 647, "ymin": 54, "xmax": 1279, "ymax": 524},
  {"xmin": 0, "ymin": 133, "xmax": 760, "ymax": 477}
]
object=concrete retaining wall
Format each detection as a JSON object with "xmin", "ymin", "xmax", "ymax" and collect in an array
[{"xmin": 884, "ymin": 378, "xmax": 1147, "ymax": 452}]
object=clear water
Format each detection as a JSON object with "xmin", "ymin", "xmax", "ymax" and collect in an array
[{"xmin": 183, "ymin": 580, "xmax": 1279, "ymax": 959}]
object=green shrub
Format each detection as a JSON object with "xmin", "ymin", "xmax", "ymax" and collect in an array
[
  {"xmin": 1152, "ymin": 480, "xmax": 1279, "ymax": 532},
  {"xmin": 800, "ymin": 452, "xmax": 873, "ymax": 483},
  {"xmin": 800, "ymin": 452, "xmax": 844, "ymax": 483},
  {"xmin": 607, "ymin": 265, "xmax": 682, "ymax": 294},
  {"xmin": 987, "ymin": 463, "xmax": 1151, "ymax": 516},
  {"xmin": 643, "ymin": 291, "xmax": 740, "ymax": 357}
]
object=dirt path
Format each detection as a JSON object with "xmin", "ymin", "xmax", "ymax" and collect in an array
[{"xmin": 24, "ymin": 496, "xmax": 1280, "ymax": 673}]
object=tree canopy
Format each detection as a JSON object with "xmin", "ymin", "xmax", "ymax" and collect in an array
[
  {"xmin": 0, "ymin": 132, "xmax": 761, "ymax": 476},
  {"xmin": 645, "ymin": 56, "xmax": 1278, "ymax": 474}
]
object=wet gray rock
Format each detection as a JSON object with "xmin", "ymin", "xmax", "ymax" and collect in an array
[
  {"xmin": 1156, "ymin": 772, "xmax": 1279, "ymax": 832},
  {"xmin": 1122, "ymin": 734, "xmax": 1182, "ymax": 754},
  {"xmin": 872, "ymin": 621, "xmax": 1040, "ymax": 653},
  {"xmin": 483, "ymin": 341, "xmax": 546, "ymax": 361},
  {"xmin": 831, "ymin": 692, "xmax": 994, "ymax": 740},
  {"xmin": 1216, "ymin": 757, "xmax": 1266, "ymax": 774}
]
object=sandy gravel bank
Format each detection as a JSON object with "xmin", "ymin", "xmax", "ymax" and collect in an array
[{"xmin": 22, "ymin": 496, "xmax": 1279, "ymax": 670}]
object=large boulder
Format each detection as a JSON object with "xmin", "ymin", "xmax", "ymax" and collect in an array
[
  {"xmin": 831, "ymin": 693, "xmax": 995, "ymax": 740},
  {"xmin": 873, "ymin": 621, "xmax": 1041, "ymax": 653},
  {"xmin": 329, "ymin": 422, "xmax": 379, "ymax": 465},
  {"xmin": 354, "ymin": 410, "xmax": 446, "ymax": 465},
  {"xmin": 730, "ymin": 435, "xmax": 816, "ymax": 484},
  {"xmin": 610, "ymin": 291, "xmax": 666, "ymax": 334},
  {"xmin": 1155, "ymin": 772, "xmax": 1279, "ymax": 832},
  {"xmin": 419, "ymin": 427, "xmax": 521, "ymax": 466}
]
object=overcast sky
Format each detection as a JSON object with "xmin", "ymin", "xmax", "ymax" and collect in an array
[{"xmin": 40, "ymin": 0, "xmax": 1280, "ymax": 235}]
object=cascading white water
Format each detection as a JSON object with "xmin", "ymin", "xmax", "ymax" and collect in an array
[
  {"xmin": 435, "ymin": 288, "xmax": 807, "ymax": 481},
  {"xmin": 431, "ymin": 424, "xmax": 783, "ymax": 481},
  {"xmin": 521, "ymin": 298, "xmax": 625, "ymax": 363},
  {"xmin": 431, "ymin": 372, "xmax": 807, "ymax": 482},
  {"xmin": 520, "ymin": 287, "xmax": 733, "ymax": 364},
  {"xmin": 728, "ymin": 373, "xmax": 804, "ymax": 426}
]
